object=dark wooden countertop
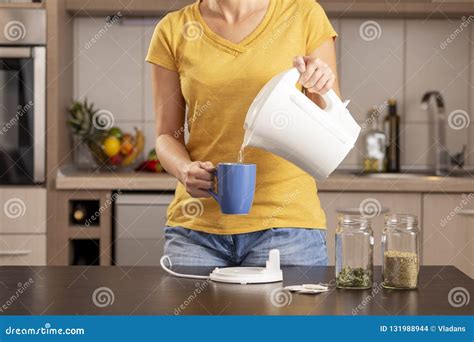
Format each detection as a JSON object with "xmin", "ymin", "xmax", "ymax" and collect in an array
[{"xmin": 0, "ymin": 266, "xmax": 472, "ymax": 315}]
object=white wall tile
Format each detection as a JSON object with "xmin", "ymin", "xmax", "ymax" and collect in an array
[
  {"xmin": 339, "ymin": 19, "xmax": 404, "ymax": 123},
  {"xmin": 405, "ymin": 20, "xmax": 470, "ymax": 124},
  {"xmin": 74, "ymin": 18, "xmax": 145, "ymax": 122},
  {"xmin": 401, "ymin": 123, "xmax": 434, "ymax": 168},
  {"xmin": 338, "ymin": 19, "xmax": 404, "ymax": 169},
  {"xmin": 329, "ymin": 18, "xmax": 342, "ymax": 78},
  {"xmin": 406, "ymin": 20, "xmax": 471, "ymax": 169},
  {"xmin": 144, "ymin": 122, "xmax": 156, "ymax": 157},
  {"xmin": 144, "ymin": 24, "xmax": 157, "ymax": 122}
]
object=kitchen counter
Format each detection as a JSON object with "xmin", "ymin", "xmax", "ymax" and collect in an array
[
  {"xmin": 56, "ymin": 165, "xmax": 178, "ymax": 191},
  {"xmin": 56, "ymin": 165, "xmax": 474, "ymax": 192},
  {"xmin": 0, "ymin": 266, "xmax": 472, "ymax": 315}
]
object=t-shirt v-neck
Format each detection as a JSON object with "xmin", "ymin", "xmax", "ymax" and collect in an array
[{"xmin": 192, "ymin": 0, "xmax": 277, "ymax": 54}]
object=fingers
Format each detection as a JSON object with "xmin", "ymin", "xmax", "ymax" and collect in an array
[
  {"xmin": 294, "ymin": 56, "xmax": 335, "ymax": 94},
  {"xmin": 188, "ymin": 189, "xmax": 211, "ymax": 198},
  {"xmin": 293, "ymin": 56, "xmax": 306, "ymax": 73},
  {"xmin": 303, "ymin": 66, "xmax": 324, "ymax": 89},
  {"xmin": 199, "ymin": 161, "xmax": 215, "ymax": 172},
  {"xmin": 308, "ymin": 73, "xmax": 331, "ymax": 94},
  {"xmin": 182, "ymin": 161, "xmax": 215, "ymax": 198},
  {"xmin": 193, "ymin": 166, "xmax": 213, "ymax": 181},
  {"xmin": 298, "ymin": 56, "xmax": 319, "ymax": 86},
  {"xmin": 184, "ymin": 177, "xmax": 212, "ymax": 198},
  {"xmin": 190, "ymin": 179, "xmax": 212, "ymax": 190}
]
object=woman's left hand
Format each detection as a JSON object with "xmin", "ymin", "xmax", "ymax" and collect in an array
[{"xmin": 293, "ymin": 56, "xmax": 335, "ymax": 95}]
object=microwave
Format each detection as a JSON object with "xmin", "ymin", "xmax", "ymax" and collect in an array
[{"xmin": 0, "ymin": 9, "xmax": 46, "ymax": 184}]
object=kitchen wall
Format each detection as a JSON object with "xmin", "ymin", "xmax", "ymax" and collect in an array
[{"xmin": 73, "ymin": 16, "xmax": 474, "ymax": 170}]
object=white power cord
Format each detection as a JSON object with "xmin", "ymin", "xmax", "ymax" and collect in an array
[{"xmin": 160, "ymin": 255, "xmax": 210, "ymax": 280}]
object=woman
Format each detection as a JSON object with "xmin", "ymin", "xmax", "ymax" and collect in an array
[{"xmin": 147, "ymin": 0, "xmax": 339, "ymax": 266}]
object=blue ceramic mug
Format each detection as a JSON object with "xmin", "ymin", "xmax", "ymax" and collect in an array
[{"xmin": 208, "ymin": 163, "xmax": 256, "ymax": 215}]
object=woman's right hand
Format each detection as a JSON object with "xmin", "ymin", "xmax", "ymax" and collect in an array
[{"xmin": 180, "ymin": 161, "xmax": 215, "ymax": 198}]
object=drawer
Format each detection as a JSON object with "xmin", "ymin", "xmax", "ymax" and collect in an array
[
  {"xmin": 115, "ymin": 239, "xmax": 164, "ymax": 266},
  {"xmin": 0, "ymin": 188, "xmax": 46, "ymax": 234},
  {"xmin": 115, "ymin": 194, "xmax": 173, "ymax": 239},
  {"xmin": 423, "ymin": 193, "xmax": 473, "ymax": 278},
  {"xmin": 0, "ymin": 234, "xmax": 46, "ymax": 266}
]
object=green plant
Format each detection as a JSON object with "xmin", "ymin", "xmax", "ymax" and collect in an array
[
  {"xmin": 68, "ymin": 99, "xmax": 108, "ymax": 164},
  {"xmin": 68, "ymin": 99, "xmax": 97, "ymax": 138}
]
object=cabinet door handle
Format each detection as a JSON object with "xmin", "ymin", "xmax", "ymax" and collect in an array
[
  {"xmin": 0, "ymin": 250, "xmax": 32, "ymax": 257},
  {"xmin": 458, "ymin": 209, "xmax": 474, "ymax": 217}
]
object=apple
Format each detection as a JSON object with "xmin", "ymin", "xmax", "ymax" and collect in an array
[{"xmin": 109, "ymin": 154, "xmax": 123, "ymax": 166}]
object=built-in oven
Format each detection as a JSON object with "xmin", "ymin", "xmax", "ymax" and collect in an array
[{"xmin": 0, "ymin": 9, "xmax": 46, "ymax": 184}]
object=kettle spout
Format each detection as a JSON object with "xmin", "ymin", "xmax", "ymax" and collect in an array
[{"xmin": 242, "ymin": 129, "xmax": 252, "ymax": 148}]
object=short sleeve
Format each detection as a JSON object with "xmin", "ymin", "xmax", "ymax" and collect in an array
[
  {"xmin": 146, "ymin": 15, "xmax": 178, "ymax": 71},
  {"xmin": 303, "ymin": 1, "xmax": 338, "ymax": 54}
]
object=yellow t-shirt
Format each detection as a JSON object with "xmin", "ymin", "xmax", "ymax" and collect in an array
[{"xmin": 146, "ymin": 0, "xmax": 337, "ymax": 235}]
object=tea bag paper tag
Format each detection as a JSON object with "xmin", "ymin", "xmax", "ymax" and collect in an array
[{"xmin": 283, "ymin": 283, "xmax": 329, "ymax": 294}]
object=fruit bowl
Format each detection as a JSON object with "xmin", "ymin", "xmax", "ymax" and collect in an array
[{"xmin": 87, "ymin": 127, "xmax": 145, "ymax": 171}]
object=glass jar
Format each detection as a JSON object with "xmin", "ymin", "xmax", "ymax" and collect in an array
[
  {"xmin": 382, "ymin": 214, "xmax": 420, "ymax": 289},
  {"xmin": 335, "ymin": 215, "xmax": 373, "ymax": 289}
]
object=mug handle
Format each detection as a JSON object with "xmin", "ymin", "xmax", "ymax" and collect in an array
[{"xmin": 208, "ymin": 168, "xmax": 219, "ymax": 203}]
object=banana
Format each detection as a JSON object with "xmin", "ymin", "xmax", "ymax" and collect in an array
[{"xmin": 122, "ymin": 128, "xmax": 145, "ymax": 166}]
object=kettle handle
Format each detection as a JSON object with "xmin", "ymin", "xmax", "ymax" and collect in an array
[{"xmin": 282, "ymin": 68, "xmax": 343, "ymax": 113}]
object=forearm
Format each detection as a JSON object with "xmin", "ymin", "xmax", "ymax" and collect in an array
[{"xmin": 155, "ymin": 133, "xmax": 191, "ymax": 184}]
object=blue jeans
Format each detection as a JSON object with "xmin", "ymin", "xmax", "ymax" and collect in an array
[{"xmin": 163, "ymin": 227, "xmax": 328, "ymax": 267}]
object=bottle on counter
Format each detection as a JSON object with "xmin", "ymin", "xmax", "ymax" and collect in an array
[
  {"xmin": 382, "ymin": 214, "xmax": 420, "ymax": 289},
  {"xmin": 363, "ymin": 106, "xmax": 386, "ymax": 173},
  {"xmin": 384, "ymin": 99, "xmax": 401, "ymax": 172},
  {"xmin": 335, "ymin": 215, "xmax": 373, "ymax": 289},
  {"xmin": 72, "ymin": 203, "xmax": 87, "ymax": 225}
]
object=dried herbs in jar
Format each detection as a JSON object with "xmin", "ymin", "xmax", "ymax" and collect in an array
[
  {"xmin": 383, "ymin": 251, "xmax": 418, "ymax": 289},
  {"xmin": 336, "ymin": 267, "xmax": 372, "ymax": 289}
]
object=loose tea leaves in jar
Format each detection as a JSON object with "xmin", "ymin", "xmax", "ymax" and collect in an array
[
  {"xmin": 336, "ymin": 266, "xmax": 372, "ymax": 288},
  {"xmin": 383, "ymin": 250, "xmax": 418, "ymax": 289}
]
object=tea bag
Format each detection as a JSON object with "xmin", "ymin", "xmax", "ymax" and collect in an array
[{"xmin": 283, "ymin": 283, "xmax": 329, "ymax": 294}]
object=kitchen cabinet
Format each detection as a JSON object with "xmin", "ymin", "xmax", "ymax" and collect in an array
[
  {"xmin": 0, "ymin": 235, "xmax": 46, "ymax": 266},
  {"xmin": 114, "ymin": 193, "xmax": 173, "ymax": 266},
  {"xmin": 65, "ymin": 0, "xmax": 471, "ymax": 18},
  {"xmin": 0, "ymin": 188, "xmax": 47, "ymax": 266},
  {"xmin": 318, "ymin": 192, "xmax": 422, "ymax": 266},
  {"xmin": 422, "ymin": 193, "xmax": 474, "ymax": 278},
  {"xmin": 0, "ymin": 188, "xmax": 47, "ymax": 234}
]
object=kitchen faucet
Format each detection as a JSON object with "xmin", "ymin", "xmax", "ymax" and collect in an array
[{"xmin": 421, "ymin": 91, "xmax": 449, "ymax": 176}]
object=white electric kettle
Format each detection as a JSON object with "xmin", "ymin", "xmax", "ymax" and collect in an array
[{"xmin": 243, "ymin": 68, "xmax": 361, "ymax": 180}]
